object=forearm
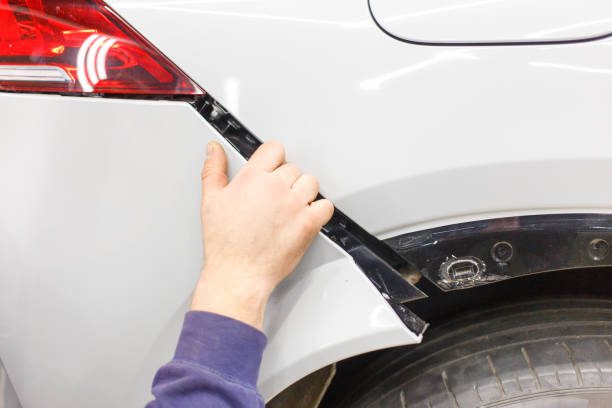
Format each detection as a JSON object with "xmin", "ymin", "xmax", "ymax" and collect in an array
[
  {"xmin": 148, "ymin": 141, "xmax": 332, "ymax": 406},
  {"xmin": 146, "ymin": 311, "xmax": 266, "ymax": 408},
  {"xmin": 190, "ymin": 273, "xmax": 270, "ymax": 330}
]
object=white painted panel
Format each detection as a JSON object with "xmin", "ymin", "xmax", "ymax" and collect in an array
[
  {"xmin": 260, "ymin": 238, "xmax": 420, "ymax": 398},
  {"xmin": 110, "ymin": 0, "xmax": 612, "ymax": 236}
]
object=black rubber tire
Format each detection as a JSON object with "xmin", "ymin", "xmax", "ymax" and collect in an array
[{"xmin": 338, "ymin": 298, "xmax": 612, "ymax": 408}]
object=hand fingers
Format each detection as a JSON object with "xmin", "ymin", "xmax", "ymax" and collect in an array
[
  {"xmin": 292, "ymin": 173, "xmax": 319, "ymax": 204},
  {"xmin": 308, "ymin": 199, "xmax": 334, "ymax": 227},
  {"xmin": 248, "ymin": 141, "xmax": 285, "ymax": 172},
  {"xmin": 201, "ymin": 141, "xmax": 228, "ymax": 199},
  {"xmin": 274, "ymin": 163, "xmax": 301, "ymax": 187}
]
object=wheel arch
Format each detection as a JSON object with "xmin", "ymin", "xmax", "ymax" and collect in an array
[
  {"xmin": 319, "ymin": 267, "xmax": 612, "ymax": 407},
  {"xmin": 270, "ymin": 212, "xmax": 612, "ymax": 405}
]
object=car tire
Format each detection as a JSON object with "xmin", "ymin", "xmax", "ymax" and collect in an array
[{"xmin": 339, "ymin": 298, "xmax": 612, "ymax": 407}]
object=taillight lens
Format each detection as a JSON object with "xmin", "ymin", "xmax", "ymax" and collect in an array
[{"xmin": 0, "ymin": 0, "xmax": 202, "ymax": 95}]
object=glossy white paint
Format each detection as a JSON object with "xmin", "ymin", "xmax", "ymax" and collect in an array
[
  {"xmin": 370, "ymin": 0, "xmax": 612, "ymax": 43},
  {"xmin": 110, "ymin": 0, "xmax": 612, "ymax": 237},
  {"xmin": 0, "ymin": 360, "xmax": 20, "ymax": 408},
  {"xmin": 0, "ymin": 93, "xmax": 419, "ymax": 407},
  {"xmin": 260, "ymin": 238, "xmax": 420, "ymax": 398}
]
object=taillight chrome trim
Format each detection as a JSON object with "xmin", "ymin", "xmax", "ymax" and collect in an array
[{"xmin": 0, "ymin": 65, "xmax": 71, "ymax": 82}]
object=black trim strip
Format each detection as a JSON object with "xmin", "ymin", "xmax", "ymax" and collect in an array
[
  {"xmin": 192, "ymin": 95, "xmax": 428, "ymax": 335},
  {"xmin": 385, "ymin": 213, "xmax": 612, "ymax": 291},
  {"xmin": 368, "ymin": 0, "xmax": 612, "ymax": 47}
]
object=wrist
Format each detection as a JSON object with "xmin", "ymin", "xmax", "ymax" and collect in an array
[{"xmin": 190, "ymin": 273, "xmax": 272, "ymax": 330}]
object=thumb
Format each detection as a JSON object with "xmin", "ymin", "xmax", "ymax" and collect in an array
[{"xmin": 201, "ymin": 141, "xmax": 228, "ymax": 198}]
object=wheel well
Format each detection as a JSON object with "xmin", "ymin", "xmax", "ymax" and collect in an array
[{"xmin": 319, "ymin": 266, "xmax": 612, "ymax": 407}]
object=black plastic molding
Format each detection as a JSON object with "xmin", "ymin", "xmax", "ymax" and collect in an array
[
  {"xmin": 192, "ymin": 95, "xmax": 428, "ymax": 335},
  {"xmin": 385, "ymin": 213, "xmax": 612, "ymax": 291}
]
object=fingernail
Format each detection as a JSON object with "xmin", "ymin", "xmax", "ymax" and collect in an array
[{"xmin": 207, "ymin": 142, "xmax": 215, "ymax": 156}]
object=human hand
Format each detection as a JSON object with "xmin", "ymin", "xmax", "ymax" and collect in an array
[{"xmin": 191, "ymin": 141, "xmax": 334, "ymax": 329}]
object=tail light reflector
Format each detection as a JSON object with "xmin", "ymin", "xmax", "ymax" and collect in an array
[{"xmin": 0, "ymin": 0, "xmax": 202, "ymax": 95}]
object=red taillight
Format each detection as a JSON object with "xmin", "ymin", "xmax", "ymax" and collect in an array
[{"xmin": 0, "ymin": 0, "xmax": 202, "ymax": 95}]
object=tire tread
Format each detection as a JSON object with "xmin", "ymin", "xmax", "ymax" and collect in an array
[{"xmin": 341, "ymin": 299, "xmax": 612, "ymax": 408}]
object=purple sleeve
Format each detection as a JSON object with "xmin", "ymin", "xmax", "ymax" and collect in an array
[{"xmin": 146, "ymin": 311, "xmax": 267, "ymax": 408}]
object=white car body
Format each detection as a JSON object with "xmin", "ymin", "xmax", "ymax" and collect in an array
[{"xmin": 1, "ymin": 0, "xmax": 612, "ymax": 406}]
